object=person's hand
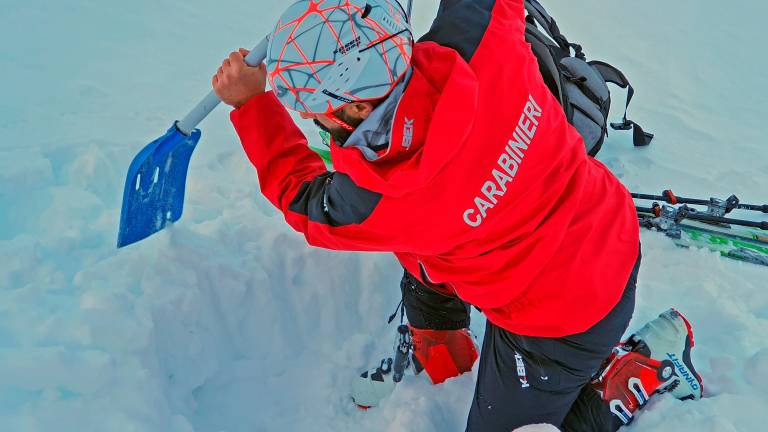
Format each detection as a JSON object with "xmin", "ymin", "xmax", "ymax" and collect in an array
[{"xmin": 212, "ymin": 48, "xmax": 267, "ymax": 108}]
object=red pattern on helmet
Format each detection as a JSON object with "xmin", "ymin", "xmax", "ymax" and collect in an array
[{"xmin": 269, "ymin": 0, "xmax": 411, "ymax": 114}]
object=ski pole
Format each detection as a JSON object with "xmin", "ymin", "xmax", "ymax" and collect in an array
[
  {"xmin": 678, "ymin": 211, "xmax": 768, "ymax": 230},
  {"xmin": 632, "ymin": 190, "xmax": 768, "ymax": 213},
  {"xmin": 405, "ymin": 0, "xmax": 413, "ymax": 21},
  {"xmin": 636, "ymin": 205, "xmax": 768, "ymax": 230}
]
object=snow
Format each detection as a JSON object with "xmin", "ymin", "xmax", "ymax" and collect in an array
[
  {"xmin": 1, "ymin": 0, "xmax": 767, "ymax": 431},
  {"xmin": 514, "ymin": 426, "xmax": 559, "ymax": 432}
]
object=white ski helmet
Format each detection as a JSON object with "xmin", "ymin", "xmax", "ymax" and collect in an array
[{"xmin": 266, "ymin": 0, "xmax": 413, "ymax": 114}]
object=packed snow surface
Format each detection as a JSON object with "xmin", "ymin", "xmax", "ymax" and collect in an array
[
  {"xmin": 514, "ymin": 426, "xmax": 559, "ymax": 432},
  {"xmin": 1, "ymin": 0, "xmax": 767, "ymax": 431}
]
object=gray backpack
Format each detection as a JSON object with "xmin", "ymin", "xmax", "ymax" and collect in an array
[{"xmin": 524, "ymin": 0, "xmax": 654, "ymax": 156}]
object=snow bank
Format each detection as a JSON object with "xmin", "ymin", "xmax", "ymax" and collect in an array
[
  {"xmin": 1, "ymin": 0, "xmax": 767, "ymax": 431},
  {"xmin": 514, "ymin": 425, "xmax": 559, "ymax": 432}
]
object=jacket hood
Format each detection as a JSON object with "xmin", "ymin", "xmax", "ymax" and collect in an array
[
  {"xmin": 330, "ymin": 42, "xmax": 479, "ymax": 197},
  {"xmin": 340, "ymin": 67, "xmax": 412, "ymax": 161}
]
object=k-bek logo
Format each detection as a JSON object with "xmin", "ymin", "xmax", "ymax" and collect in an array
[
  {"xmin": 402, "ymin": 118, "xmax": 414, "ymax": 149},
  {"xmin": 515, "ymin": 351, "xmax": 530, "ymax": 389}
]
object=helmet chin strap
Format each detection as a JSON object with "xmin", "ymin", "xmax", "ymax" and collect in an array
[{"xmin": 326, "ymin": 111, "xmax": 356, "ymax": 132}]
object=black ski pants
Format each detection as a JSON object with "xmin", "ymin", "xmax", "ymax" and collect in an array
[{"xmin": 401, "ymin": 251, "xmax": 641, "ymax": 432}]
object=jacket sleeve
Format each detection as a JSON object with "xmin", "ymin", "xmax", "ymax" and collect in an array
[
  {"xmin": 231, "ymin": 91, "xmax": 408, "ymax": 252},
  {"xmin": 418, "ymin": 0, "xmax": 525, "ymax": 63}
]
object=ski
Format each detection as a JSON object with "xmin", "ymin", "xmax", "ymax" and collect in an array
[{"xmin": 634, "ymin": 191, "xmax": 768, "ymax": 267}]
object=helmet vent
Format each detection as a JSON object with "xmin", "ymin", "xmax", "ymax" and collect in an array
[{"xmin": 379, "ymin": 14, "xmax": 397, "ymax": 33}]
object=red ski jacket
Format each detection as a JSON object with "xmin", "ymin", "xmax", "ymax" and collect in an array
[{"xmin": 231, "ymin": 0, "xmax": 640, "ymax": 337}]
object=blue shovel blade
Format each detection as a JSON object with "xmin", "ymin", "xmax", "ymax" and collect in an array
[{"xmin": 117, "ymin": 123, "xmax": 201, "ymax": 248}]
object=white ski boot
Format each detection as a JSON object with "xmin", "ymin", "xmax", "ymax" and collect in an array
[
  {"xmin": 628, "ymin": 308, "xmax": 703, "ymax": 401},
  {"xmin": 592, "ymin": 308, "xmax": 703, "ymax": 425}
]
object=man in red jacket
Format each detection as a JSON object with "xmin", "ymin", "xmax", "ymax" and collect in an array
[{"xmin": 213, "ymin": 0, "xmax": 702, "ymax": 430}]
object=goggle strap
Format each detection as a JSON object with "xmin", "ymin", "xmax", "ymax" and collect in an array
[{"xmin": 326, "ymin": 112, "xmax": 356, "ymax": 132}]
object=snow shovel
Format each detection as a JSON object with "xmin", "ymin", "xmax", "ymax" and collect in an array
[{"xmin": 117, "ymin": 37, "xmax": 269, "ymax": 248}]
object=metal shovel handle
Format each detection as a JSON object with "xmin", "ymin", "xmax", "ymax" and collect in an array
[
  {"xmin": 176, "ymin": 0, "xmax": 414, "ymax": 135},
  {"xmin": 175, "ymin": 0, "xmax": 415, "ymax": 135},
  {"xmin": 176, "ymin": 37, "xmax": 270, "ymax": 135}
]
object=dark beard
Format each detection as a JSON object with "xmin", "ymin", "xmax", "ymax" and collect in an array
[
  {"xmin": 313, "ymin": 110, "xmax": 364, "ymax": 146},
  {"xmin": 313, "ymin": 119, "xmax": 330, "ymax": 134}
]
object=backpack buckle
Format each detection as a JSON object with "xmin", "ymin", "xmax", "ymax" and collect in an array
[
  {"xmin": 569, "ymin": 43, "xmax": 586, "ymax": 60},
  {"xmin": 610, "ymin": 120, "xmax": 633, "ymax": 131}
]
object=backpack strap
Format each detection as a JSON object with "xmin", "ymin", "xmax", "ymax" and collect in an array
[
  {"xmin": 525, "ymin": 0, "xmax": 586, "ymax": 61},
  {"xmin": 525, "ymin": 23, "xmax": 566, "ymax": 103},
  {"xmin": 524, "ymin": 0, "xmax": 570, "ymax": 52},
  {"xmin": 589, "ymin": 60, "xmax": 654, "ymax": 147}
]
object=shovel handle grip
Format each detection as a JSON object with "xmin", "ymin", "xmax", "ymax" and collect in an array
[{"xmin": 176, "ymin": 37, "xmax": 270, "ymax": 135}]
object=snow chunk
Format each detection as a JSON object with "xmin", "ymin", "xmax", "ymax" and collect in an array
[
  {"xmin": 745, "ymin": 348, "xmax": 768, "ymax": 390},
  {"xmin": 0, "ymin": 149, "xmax": 53, "ymax": 195}
]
